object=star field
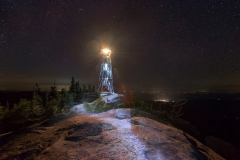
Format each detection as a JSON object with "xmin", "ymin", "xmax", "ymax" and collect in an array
[{"xmin": 0, "ymin": 0, "xmax": 240, "ymax": 92}]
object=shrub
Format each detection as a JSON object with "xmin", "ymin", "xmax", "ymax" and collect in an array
[
  {"xmin": 0, "ymin": 106, "xmax": 8, "ymax": 123},
  {"xmin": 84, "ymin": 98, "xmax": 109, "ymax": 113},
  {"xmin": 3, "ymin": 99, "xmax": 32, "ymax": 126}
]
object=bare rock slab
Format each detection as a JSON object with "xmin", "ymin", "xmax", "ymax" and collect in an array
[{"xmin": 0, "ymin": 109, "xmax": 224, "ymax": 160}]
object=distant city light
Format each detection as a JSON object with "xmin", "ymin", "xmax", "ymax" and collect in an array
[{"xmin": 154, "ymin": 99, "xmax": 169, "ymax": 102}]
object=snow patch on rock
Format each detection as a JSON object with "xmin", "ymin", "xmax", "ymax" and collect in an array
[
  {"xmin": 115, "ymin": 108, "xmax": 134, "ymax": 119},
  {"xmin": 69, "ymin": 104, "xmax": 86, "ymax": 114}
]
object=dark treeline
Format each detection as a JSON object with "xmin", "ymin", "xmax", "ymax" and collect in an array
[{"xmin": 0, "ymin": 77, "xmax": 99, "ymax": 134}]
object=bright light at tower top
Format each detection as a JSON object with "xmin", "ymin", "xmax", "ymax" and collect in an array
[{"xmin": 101, "ymin": 48, "xmax": 111, "ymax": 56}]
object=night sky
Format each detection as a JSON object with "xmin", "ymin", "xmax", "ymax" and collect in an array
[{"xmin": 1, "ymin": 0, "xmax": 240, "ymax": 92}]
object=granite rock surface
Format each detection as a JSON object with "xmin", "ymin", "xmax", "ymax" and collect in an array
[{"xmin": 0, "ymin": 109, "xmax": 224, "ymax": 160}]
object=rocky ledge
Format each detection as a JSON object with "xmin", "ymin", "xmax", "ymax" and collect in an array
[{"xmin": 0, "ymin": 109, "xmax": 223, "ymax": 160}]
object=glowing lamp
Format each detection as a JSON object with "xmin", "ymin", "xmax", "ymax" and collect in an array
[{"xmin": 101, "ymin": 48, "xmax": 111, "ymax": 56}]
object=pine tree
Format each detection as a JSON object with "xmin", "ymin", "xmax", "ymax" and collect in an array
[
  {"xmin": 32, "ymin": 83, "xmax": 43, "ymax": 107},
  {"xmin": 88, "ymin": 84, "xmax": 92, "ymax": 93},
  {"xmin": 49, "ymin": 81, "xmax": 58, "ymax": 100},
  {"xmin": 92, "ymin": 85, "xmax": 96, "ymax": 92},
  {"xmin": 76, "ymin": 81, "xmax": 82, "ymax": 94},
  {"xmin": 69, "ymin": 77, "xmax": 77, "ymax": 102},
  {"xmin": 83, "ymin": 84, "xmax": 87, "ymax": 93},
  {"xmin": 34, "ymin": 83, "xmax": 41, "ymax": 93},
  {"xmin": 60, "ymin": 88, "xmax": 68, "ymax": 98},
  {"xmin": 47, "ymin": 81, "xmax": 61, "ymax": 116},
  {"xmin": 75, "ymin": 81, "xmax": 82, "ymax": 103},
  {"xmin": 69, "ymin": 77, "xmax": 76, "ymax": 93},
  {"xmin": 59, "ymin": 88, "xmax": 68, "ymax": 108}
]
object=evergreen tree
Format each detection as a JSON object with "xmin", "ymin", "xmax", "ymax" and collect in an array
[
  {"xmin": 34, "ymin": 83, "xmax": 41, "ymax": 93},
  {"xmin": 0, "ymin": 105, "xmax": 8, "ymax": 122},
  {"xmin": 75, "ymin": 81, "xmax": 82, "ymax": 103},
  {"xmin": 49, "ymin": 81, "xmax": 59, "ymax": 100},
  {"xmin": 45, "ymin": 81, "xmax": 60, "ymax": 116},
  {"xmin": 76, "ymin": 81, "xmax": 82, "ymax": 94},
  {"xmin": 82, "ymin": 84, "xmax": 87, "ymax": 93},
  {"xmin": 69, "ymin": 77, "xmax": 77, "ymax": 102},
  {"xmin": 60, "ymin": 88, "xmax": 68, "ymax": 98},
  {"xmin": 7, "ymin": 99, "xmax": 32, "ymax": 125},
  {"xmin": 88, "ymin": 84, "xmax": 91, "ymax": 93},
  {"xmin": 60, "ymin": 88, "xmax": 75, "ymax": 109},
  {"xmin": 92, "ymin": 85, "xmax": 96, "ymax": 92},
  {"xmin": 32, "ymin": 83, "xmax": 43, "ymax": 108},
  {"xmin": 69, "ymin": 77, "xmax": 76, "ymax": 93},
  {"xmin": 59, "ymin": 88, "xmax": 69, "ymax": 109}
]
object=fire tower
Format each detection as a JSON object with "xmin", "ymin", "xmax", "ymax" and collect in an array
[{"xmin": 98, "ymin": 48, "xmax": 114, "ymax": 93}]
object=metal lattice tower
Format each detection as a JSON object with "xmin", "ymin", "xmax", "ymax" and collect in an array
[{"xmin": 98, "ymin": 48, "xmax": 114, "ymax": 93}]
